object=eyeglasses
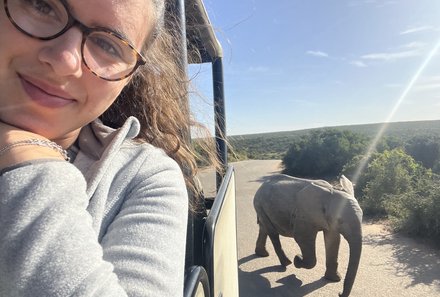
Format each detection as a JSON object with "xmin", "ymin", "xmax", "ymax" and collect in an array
[{"xmin": 4, "ymin": 0, "xmax": 147, "ymax": 81}]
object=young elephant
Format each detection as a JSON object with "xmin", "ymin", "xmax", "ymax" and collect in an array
[{"xmin": 253, "ymin": 174, "xmax": 362, "ymax": 297}]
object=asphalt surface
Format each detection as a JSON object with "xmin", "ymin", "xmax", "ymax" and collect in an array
[{"xmin": 198, "ymin": 160, "xmax": 440, "ymax": 297}]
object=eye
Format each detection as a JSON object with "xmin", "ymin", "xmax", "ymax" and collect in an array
[
  {"xmin": 33, "ymin": 0, "xmax": 53, "ymax": 14},
  {"xmin": 88, "ymin": 34, "xmax": 124, "ymax": 60},
  {"xmin": 23, "ymin": 0, "xmax": 56, "ymax": 17},
  {"xmin": 20, "ymin": 0, "xmax": 65, "ymax": 23}
]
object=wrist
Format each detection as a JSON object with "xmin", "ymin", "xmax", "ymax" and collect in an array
[{"xmin": 0, "ymin": 139, "xmax": 69, "ymax": 170}]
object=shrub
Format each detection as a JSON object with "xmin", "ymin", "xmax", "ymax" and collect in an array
[
  {"xmin": 404, "ymin": 135, "xmax": 440, "ymax": 171},
  {"xmin": 385, "ymin": 178, "xmax": 440, "ymax": 244},
  {"xmin": 282, "ymin": 129, "xmax": 369, "ymax": 179},
  {"xmin": 345, "ymin": 149, "xmax": 431, "ymax": 216}
]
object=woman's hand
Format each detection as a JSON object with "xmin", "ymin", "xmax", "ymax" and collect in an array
[{"xmin": 0, "ymin": 122, "xmax": 66, "ymax": 170}]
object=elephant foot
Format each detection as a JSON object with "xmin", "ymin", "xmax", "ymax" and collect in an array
[
  {"xmin": 294, "ymin": 255, "xmax": 316, "ymax": 269},
  {"xmin": 255, "ymin": 247, "xmax": 269, "ymax": 257},
  {"xmin": 324, "ymin": 271, "xmax": 341, "ymax": 282}
]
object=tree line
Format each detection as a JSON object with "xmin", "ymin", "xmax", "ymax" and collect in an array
[{"xmin": 227, "ymin": 120, "xmax": 440, "ymax": 161}]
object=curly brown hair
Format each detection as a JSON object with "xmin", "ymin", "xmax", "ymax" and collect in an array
[{"xmin": 100, "ymin": 0, "xmax": 218, "ymax": 210}]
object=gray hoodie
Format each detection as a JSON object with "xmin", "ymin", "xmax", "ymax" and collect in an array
[{"xmin": 0, "ymin": 117, "xmax": 188, "ymax": 297}]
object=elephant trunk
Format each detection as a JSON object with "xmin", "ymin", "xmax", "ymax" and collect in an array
[{"xmin": 339, "ymin": 234, "xmax": 362, "ymax": 297}]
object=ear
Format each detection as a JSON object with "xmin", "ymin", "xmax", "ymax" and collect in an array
[{"xmin": 339, "ymin": 175, "xmax": 354, "ymax": 196}]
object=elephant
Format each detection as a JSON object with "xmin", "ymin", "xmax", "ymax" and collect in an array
[{"xmin": 253, "ymin": 174, "xmax": 363, "ymax": 297}]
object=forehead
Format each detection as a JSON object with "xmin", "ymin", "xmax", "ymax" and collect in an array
[{"xmin": 70, "ymin": 0, "xmax": 155, "ymax": 46}]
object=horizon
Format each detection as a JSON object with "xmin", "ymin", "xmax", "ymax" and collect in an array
[
  {"xmin": 189, "ymin": 1, "xmax": 440, "ymax": 136},
  {"xmin": 226, "ymin": 117, "xmax": 440, "ymax": 137}
]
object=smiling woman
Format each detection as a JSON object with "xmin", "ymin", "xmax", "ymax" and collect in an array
[{"xmin": 0, "ymin": 0, "xmax": 213, "ymax": 296}]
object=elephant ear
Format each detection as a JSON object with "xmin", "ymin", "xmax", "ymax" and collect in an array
[{"xmin": 339, "ymin": 175, "xmax": 354, "ymax": 196}]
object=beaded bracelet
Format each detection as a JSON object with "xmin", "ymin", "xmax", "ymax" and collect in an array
[{"xmin": 0, "ymin": 139, "xmax": 70, "ymax": 161}]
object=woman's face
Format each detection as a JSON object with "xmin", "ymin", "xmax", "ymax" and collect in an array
[{"xmin": 0, "ymin": 0, "xmax": 155, "ymax": 146}]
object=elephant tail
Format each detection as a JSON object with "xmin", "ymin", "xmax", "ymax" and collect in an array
[{"xmin": 339, "ymin": 234, "xmax": 362, "ymax": 297}]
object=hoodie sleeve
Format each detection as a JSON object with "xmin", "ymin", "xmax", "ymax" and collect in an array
[
  {"xmin": 100, "ymin": 154, "xmax": 188, "ymax": 297},
  {"xmin": 0, "ymin": 158, "xmax": 188, "ymax": 297},
  {"xmin": 0, "ymin": 161, "xmax": 128, "ymax": 296}
]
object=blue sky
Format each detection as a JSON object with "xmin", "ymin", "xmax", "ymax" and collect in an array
[{"xmin": 189, "ymin": 0, "xmax": 440, "ymax": 136}]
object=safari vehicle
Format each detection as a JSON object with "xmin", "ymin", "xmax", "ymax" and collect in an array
[{"xmin": 168, "ymin": 0, "xmax": 240, "ymax": 296}]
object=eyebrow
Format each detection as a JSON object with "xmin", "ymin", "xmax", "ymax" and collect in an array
[{"xmin": 63, "ymin": 0, "xmax": 132, "ymax": 43}]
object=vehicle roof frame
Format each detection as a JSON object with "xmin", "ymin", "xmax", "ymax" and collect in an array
[
  {"xmin": 170, "ymin": 1, "xmax": 230, "ymax": 290},
  {"xmin": 175, "ymin": 0, "xmax": 228, "ymax": 189}
]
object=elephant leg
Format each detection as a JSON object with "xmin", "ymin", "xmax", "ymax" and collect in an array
[
  {"xmin": 323, "ymin": 230, "xmax": 342, "ymax": 282},
  {"xmin": 268, "ymin": 233, "xmax": 292, "ymax": 267},
  {"xmin": 255, "ymin": 225, "xmax": 269, "ymax": 257},
  {"xmin": 294, "ymin": 226, "xmax": 318, "ymax": 269}
]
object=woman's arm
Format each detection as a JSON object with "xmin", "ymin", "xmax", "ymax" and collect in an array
[
  {"xmin": 0, "ymin": 123, "xmax": 67, "ymax": 170},
  {"xmin": 0, "ymin": 161, "xmax": 128, "ymax": 296},
  {"xmin": 101, "ymin": 155, "xmax": 188, "ymax": 296},
  {"xmin": 0, "ymin": 150, "xmax": 188, "ymax": 297}
]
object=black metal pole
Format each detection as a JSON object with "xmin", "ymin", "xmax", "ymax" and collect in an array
[
  {"xmin": 175, "ymin": 0, "xmax": 188, "ymax": 71},
  {"xmin": 213, "ymin": 57, "xmax": 227, "ymax": 190},
  {"xmin": 173, "ymin": 0, "xmax": 198, "ymax": 273}
]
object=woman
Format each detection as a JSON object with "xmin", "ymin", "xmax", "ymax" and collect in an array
[{"xmin": 0, "ymin": 0, "xmax": 204, "ymax": 296}]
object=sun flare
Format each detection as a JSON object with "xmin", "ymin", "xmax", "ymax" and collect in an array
[{"xmin": 353, "ymin": 37, "xmax": 440, "ymax": 184}]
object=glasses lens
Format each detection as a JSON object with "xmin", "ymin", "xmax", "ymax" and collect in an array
[
  {"xmin": 7, "ymin": 0, "xmax": 68, "ymax": 38},
  {"xmin": 83, "ymin": 31, "xmax": 139, "ymax": 80}
]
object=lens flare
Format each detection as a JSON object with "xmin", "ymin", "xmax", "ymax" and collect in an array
[{"xmin": 352, "ymin": 38, "xmax": 440, "ymax": 185}]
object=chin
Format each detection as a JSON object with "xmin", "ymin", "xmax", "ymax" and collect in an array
[{"xmin": 1, "ymin": 115, "xmax": 57, "ymax": 138}]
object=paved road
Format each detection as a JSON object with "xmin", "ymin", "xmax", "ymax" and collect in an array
[{"xmin": 199, "ymin": 160, "xmax": 440, "ymax": 297}]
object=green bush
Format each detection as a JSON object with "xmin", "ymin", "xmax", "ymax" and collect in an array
[
  {"xmin": 343, "ymin": 148, "xmax": 431, "ymax": 216},
  {"xmin": 385, "ymin": 178, "xmax": 440, "ymax": 244},
  {"xmin": 341, "ymin": 153, "xmax": 376, "ymax": 197},
  {"xmin": 282, "ymin": 129, "xmax": 369, "ymax": 179},
  {"xmin": 404, "ymin": 135, "xmax": 440, "ymax": 172}
]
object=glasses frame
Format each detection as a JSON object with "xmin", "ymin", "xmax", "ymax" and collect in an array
[{"xmin": 4, "ymin": 0, "xmax": 147, "ymax": 81}]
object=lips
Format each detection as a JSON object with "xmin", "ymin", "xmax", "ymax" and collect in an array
[{"xmin": 19, "ymin": 74, "xmax": 76, "ymax": 108}]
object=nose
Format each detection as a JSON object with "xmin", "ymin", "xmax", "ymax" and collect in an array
[{"xmin": 37, "ymin": 28, "xmax": 83, "ymax": 79}]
